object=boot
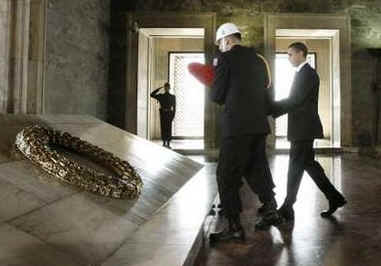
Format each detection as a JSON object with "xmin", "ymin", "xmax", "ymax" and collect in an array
[
  {"xmin": 321, "ymin": 196, "xmax": 347, "ymax": 217},
  {"xmin": 210, "ymin": 217, "xmax": 245, "ymax": 243},
  {"xmin": 257, "ymin": 198, "xmax": 278, "ymax": 215},
  {"xmin": 255, "ymin": 210, "xmax": 283, "ymax": 231},
  {"xmin": 278, "ymin": 204, "xmax": 295, "ymax": 221}
]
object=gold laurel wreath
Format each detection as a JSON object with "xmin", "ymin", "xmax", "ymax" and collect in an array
[{"xmin": 15, "ymin": 125, "xmax": 143, "ymax": 199}]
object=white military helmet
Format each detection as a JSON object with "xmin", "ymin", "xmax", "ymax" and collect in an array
[{"xmin": 215, "ymin": 23, "xmax": 240, "ymax": 45}]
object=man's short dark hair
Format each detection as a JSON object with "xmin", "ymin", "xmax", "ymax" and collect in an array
[
  {"xmin": 232, "ymin": 32, "xmax": 241, "ymax": 41},
  {"xmin": 227, "ymin": 33, "xmax": 241, "ymax": 42},
  {"xmin": 288, "ymin": 42, "xmax": 308, "ymax": 57}
]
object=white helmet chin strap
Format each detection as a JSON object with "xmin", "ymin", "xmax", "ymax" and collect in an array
[{"xmin": 220, "ymin": 38, "xmax": 227, "ymax": 52}]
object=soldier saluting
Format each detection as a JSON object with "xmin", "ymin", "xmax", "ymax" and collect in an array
[{"xmin": 150, "ymin": 82, "xmax": 176, "ymax": 148}]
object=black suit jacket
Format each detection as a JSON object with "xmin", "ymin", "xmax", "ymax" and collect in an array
[
  {"xmin": 272, "ymin": 63, "xmax": 323, "ymax": 141},
  {"xmin": 211, "ymin": 45, "xmax": 270, "ymax": 138}
]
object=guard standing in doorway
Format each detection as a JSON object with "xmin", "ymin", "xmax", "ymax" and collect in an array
[{"xmin": 150, "ymin": 82, "xmax": 176, "ymax": 148}]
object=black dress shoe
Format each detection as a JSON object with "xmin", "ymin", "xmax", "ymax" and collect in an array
[
  {"xmin": 278, "ymin": 205, "xmax": 295, "ymax": 221},
  {"xmin": 257, "ymin": 204, "xmax": 266, "ymax": 214},
  {"xmin": 217, "ymin": 206, "xmax": 225, "ymax": 216},
  {"xmin": 321, "ymin": 198, "xmax": 347, "ymax": 218},
  {"xmin": 255, "ymin": 210, "xmax": 283, "ymax": 230},
  {"xmin": 257, "ymin": 199, "xmax": 277, "ymax": 215},
  {"xmin": 209, "ymin": 227, "xmax": 245, "ymax": 243}
]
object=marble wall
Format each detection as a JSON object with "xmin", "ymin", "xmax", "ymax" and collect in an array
[
  {"xmin": 0, "ymin": 0, "xmax": 46, "ymax": 115},
  {"xmin": 0, "ymin": 0, "xmax": 9, "ymax": 113},
  {"xmin": 45, "ymin": 0, "xmax": 110, "ymax": 120}
]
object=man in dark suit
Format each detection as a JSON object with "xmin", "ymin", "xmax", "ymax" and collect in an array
[
  {"xmin": 271, "ymin": 42, "xmax": 346, "ymax": 222},
  {"xmin": 209, "ymin": 23, "xmax": 281, "ymax": 243},
  {"xmin": 150, "ymin": 82, "xmax": 176, "ymax": 148}
]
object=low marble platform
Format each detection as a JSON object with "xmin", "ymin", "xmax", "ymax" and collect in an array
[{"xmin": 0, "ymin": 114, "xmax": 217, "ymax": 265}]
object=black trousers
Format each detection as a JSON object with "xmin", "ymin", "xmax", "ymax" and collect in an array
[
  {"xmin": 159, "ymin": 110, "xmax": 174, "ymax": 142},
  {"xmin": 284, "ymin": 140, "xmax": 343, "ymax": 206},
  {"xmin": 217, "ymin": 134, "xmax": 275, "ymax": 219}
]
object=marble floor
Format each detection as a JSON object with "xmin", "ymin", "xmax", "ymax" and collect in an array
[
  {"xmin": 152, "ymin": 139, "xmax": 205, "ymax": 150},
  {"xmin": 152, "ymin": 138, "xmax": 337, "ymax": 154},
  {"xmin": 2, "ymin": 115, "xmax": 381, "ymax": 265},
  {"xmin": 275, "ymin": 137, "xmax": 332, "ymax": 149},
  {"xmin": 0, "ymin": 115, "xmax": 210, "ymax": 266},
  {"xmin": 196, "ymin": 153, "xmax": 381, "ymax": 266}
]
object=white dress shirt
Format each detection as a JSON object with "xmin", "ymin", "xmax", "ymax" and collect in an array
[{"xmin": 296, "ymin": 60, "xmax": 308, "ymax": 72}]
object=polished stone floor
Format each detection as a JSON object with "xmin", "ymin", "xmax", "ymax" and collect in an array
[
  {"xmin": 197, "ymin": 153, "xmax": 381, "ymax": 266},
  {"xmin": 0, "ymin": 115, "xmax": 209, "ymax": 266},
  {"xmin": 2, "ymin": 115, "xmax": 381, "ymax": 265},
  {"xmin": 153, "ymin": 139, "xmax": 205, "ymax": 150},
  {"xmin": 275, "ymin": 137, "xmax": 331, "ymax": 149}
]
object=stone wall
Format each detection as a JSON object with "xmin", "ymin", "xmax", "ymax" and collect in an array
[
  {"xmin": 45, "ymin": 0, "xmax": 110, "ymax": 120},
  {"xmin": 116, "ymin": 0, "xmax": 381, "ymax": 145},
  {"xmin": 0, "ymin": 0, "xmax": 9, "ymax": 113}
]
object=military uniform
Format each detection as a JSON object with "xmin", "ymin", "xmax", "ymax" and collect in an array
[
  {"xmin": 211, "ymin": 45, "xmax": 276, "ymax": 221},
  {"xmin": 150, "ymin": 88, "xmax": 176, "ymax": 146}
]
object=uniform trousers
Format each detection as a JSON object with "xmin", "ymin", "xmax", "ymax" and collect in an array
[
  {"xmin": 217, "ymin": 134, "xmax": 275, "ymax": 220},
  {"xmin": 159, "ymin": 109, "xmax": 174, "ymax": 142},
  {"xmin": 284, "ymin": 140, "xmax": 343, "ymax": 206}
]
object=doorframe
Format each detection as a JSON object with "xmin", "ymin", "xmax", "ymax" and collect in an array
[
  {"xmin": 120, "ymin": 12, "xmax": 217, "ymax": 149},
  {"xmin": 264, "ymin": 13, "xmax": 352, "ymax": 147},
  {"xmin": 2, "ymin": 0, "xmax": 46, "ymax": 114},
  {"xmin": 275, "ymin": 31, "xmax": 340, "ymax": 149}
]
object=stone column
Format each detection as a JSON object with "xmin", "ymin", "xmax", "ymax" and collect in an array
[
  {"xmin": 0, "ymin": 0, "xmax": 10, "ymax": 113},
  {"xmin": 0, "ymin": 0, "xmax": 46, "ymax": 114},
  {"xmin": 9, "ymin": 0, "xmax": 30, "ymax": 113},
  {"xmin": 28, "ymin": 0, "xmax": 46, "ymax": 114}
]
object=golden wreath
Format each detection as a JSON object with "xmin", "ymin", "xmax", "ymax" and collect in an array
[{"xmin": 15, "ymin": 125, "xmax": 143, "ymax": 199}]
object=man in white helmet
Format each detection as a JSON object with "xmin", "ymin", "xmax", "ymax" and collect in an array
[{"xmin": 209, "ymin": 22, "xmax": 282, "ymax": 243}]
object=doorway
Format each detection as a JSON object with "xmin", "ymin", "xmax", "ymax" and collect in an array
[
  {"xmin": 274, "ymin": 51, "xmax": 317, "ymax": 147},
  {"xmin": 121, "ymin": 12, "xmax": 217, "ymax": 151},
  {"xmin": 136, "ymin": 27, "xmax": 205, "ymax": 150},
  {"xmin": 274, "ymin": 30, "xmax": 339, "ymax": 149},
  {"xmin": 264, "ymin": 14, "xmax": 352, "ymax": 148}
]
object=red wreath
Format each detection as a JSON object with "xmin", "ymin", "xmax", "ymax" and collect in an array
[{"xmin": 188, "ymin": 63, "xmax": 215, "ymax": 88}]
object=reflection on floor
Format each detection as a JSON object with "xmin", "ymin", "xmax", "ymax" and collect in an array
[
  {"xmin": 153, "ymin": 139, "xmax": 204, "ymax": 150},
  {"xmin": 196, "ymin": 153, "xmax": 381, "ymax": 266},
  {"xmin": 2, "ymin": 117, "xmax": 381, "ymax": 266},
  {"xmin": 276, "ymin": 136, "xmax": 332, "ymax": 149},
  {"xmin": 153, "ymin": 138, "xmax": 334, "ymax": 151}
]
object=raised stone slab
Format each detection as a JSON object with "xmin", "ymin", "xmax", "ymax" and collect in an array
[{"xmin": 0, "ymin": 114, "xmax": 207, "ymax": 265}]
